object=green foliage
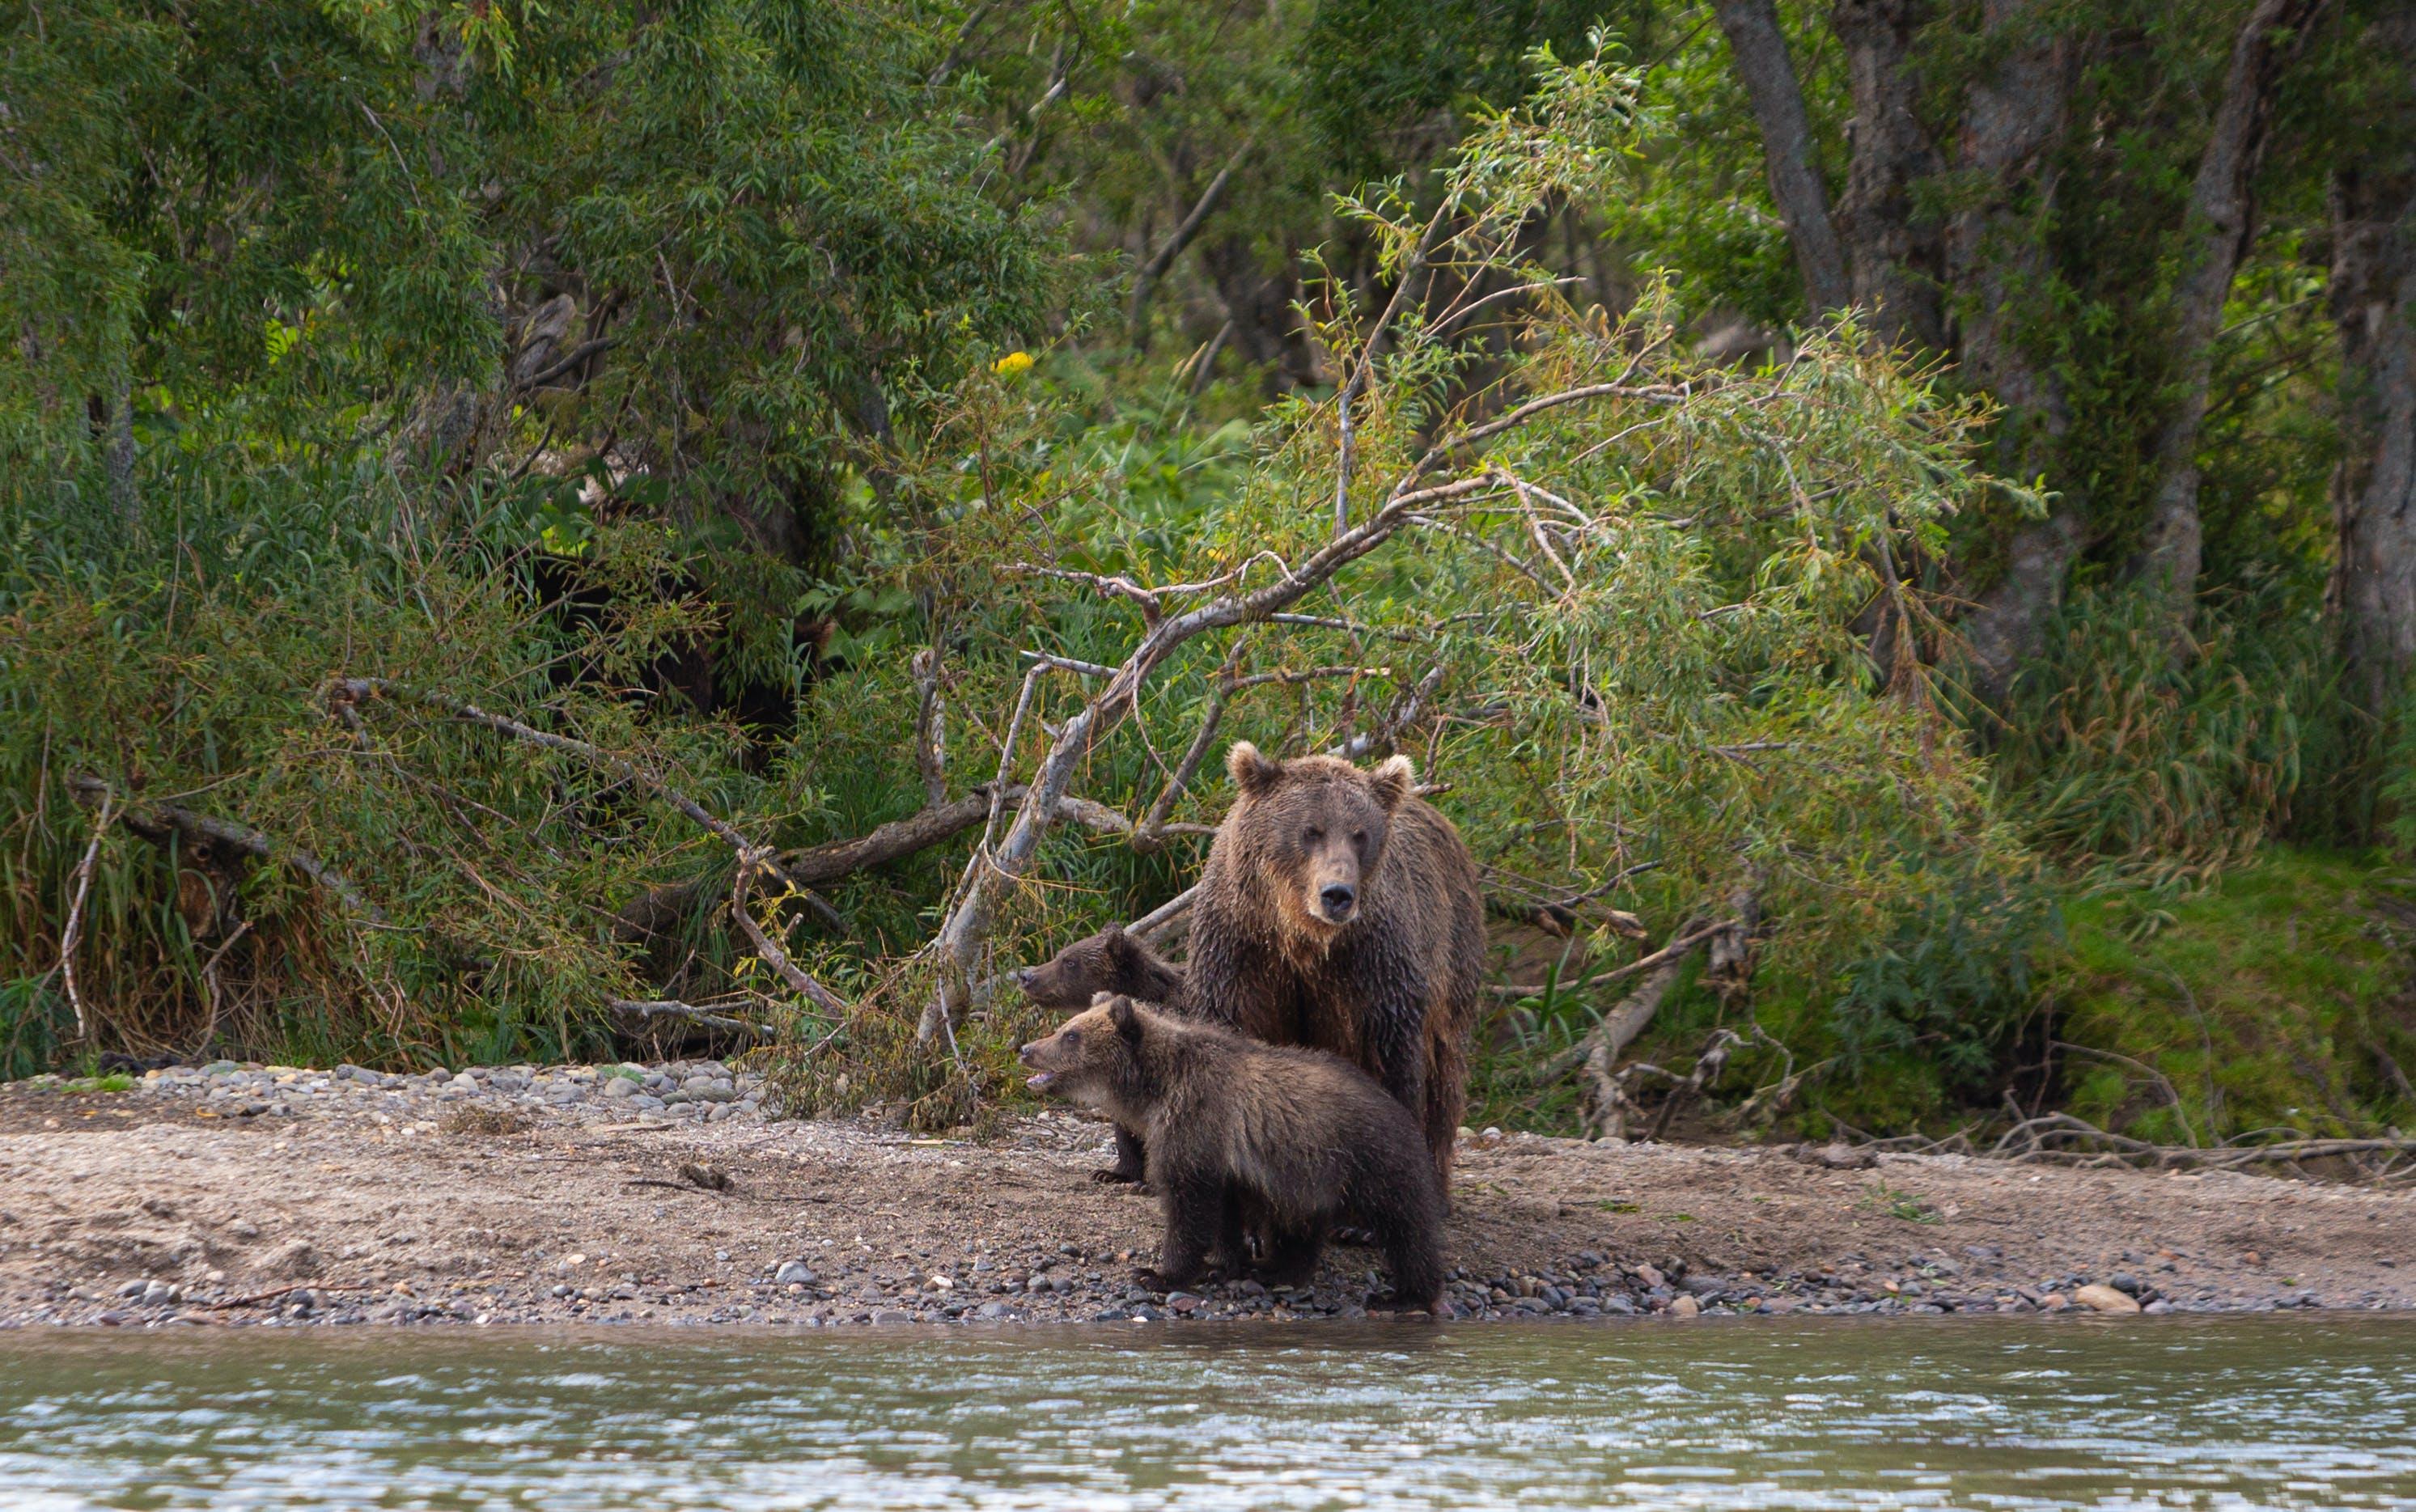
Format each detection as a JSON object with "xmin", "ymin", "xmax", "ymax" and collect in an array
[
  {"xmin": 0, "ymin": 454, "xmax": 818, "ymax": 1067},
  {"xmin": 1297, "ymin": 0, "xmax": 1620, "ymax": 176},
  {"xmin": 1988, "ymin": 578, "xmax": 2334, "ymax": 875},
  {"xmin": 2048, "ymin": 849, "xmax": 2416, "ymax": 1145},
  {"xmin": 774, "ymin": 47, "xmax": 2048, "ymax": 1133},
  {"xmin": 3, "ymin": 0, "xmax": 1053, "ymax": 547},
  {"xmin": 2, "ymin": 0, "xmax": 2401, "ymax": 1167}
]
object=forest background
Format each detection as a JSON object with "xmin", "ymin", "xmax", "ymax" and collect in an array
[{"xmin": 5, "ymin": 0, "xmax": 2414, "ymax": 1156}]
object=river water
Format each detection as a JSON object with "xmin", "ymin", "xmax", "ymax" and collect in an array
[{"xmin": 2, "ymin": 1316, "xmax": 2411, "ymax": 1510}]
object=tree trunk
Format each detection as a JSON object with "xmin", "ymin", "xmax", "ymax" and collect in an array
[
  {"xmin": 2136, "ymin": 0, "xmax": 2337, "ymax": 610},
  {"xmin": 1129, "ymin": 140, "xmax": 1251, "ymax": 350},
  {"xmin": 2328, "ymin": 11, "xmax": 2416, "ymax": 727},
  {"xmin": 1200, "ymin": 235, "xmax": 1316, "ymax": 390},
  {"xmin": 1830, "ymin": 0, "xmax": 1943, "ymax": 350},
  {"xmin": 1945, "ymin": 0, "xmax": 2084, "ymax": 698},
  {"xmin": 1710, "ymin": 0, "xmax": 1853, "ymax": 316}
]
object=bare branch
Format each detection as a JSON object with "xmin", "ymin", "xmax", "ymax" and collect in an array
[
  {"xmin": 729, "ymin": 850, "xmax": 848, "ymax": 1018},
  {"xmin": 1571, "ymin": 923, "xmax": 1709, "ymax": 1140},
  {"xmin": 1401, "ymin": 383, "xmax": 1686, "ymax": 494},
  {"xmin": 1135, "ymin": 642, "xmax": 1245, "ymax": 850},
  {"xmin": 1127, "ymin": 886, "xmax": 1197, "ymax": 942},
  {"xmin": 1646, "ymin": 1027, "xmax": 1742, "ymax": 1141},
  {"xmin": 1335, "ymin": 201, "xmax": 1456, "ymax": 533},
  {"xmin": 912, "ymin": 649, "xmax": 948, "ymax": 807},
  {"xmin": 1328, "ymin": 663, "xmax": 1444, "ymax": 760},
  {"xmin": 2050, "ymin": 1040, "xmax": 2201, "ymax": 1148},
  {"xmin": 611, "ymin": 998, "xmax": 775, "ymax": 1040},
  {"xmin": 70, "ymin": 776, "xmax": 388, "ymax": 925},
  {"xmin": 924, "ymin": 0, "xmax": 996, "ymax": 89},
  {"xmin": 58, "ymin": 790, "xmax": 115, "ymax": 1041},
  {"xmin": 1265, "ymin": 612, "xmax": 1435, "ymax": 642},
  {"xmin": 1497, "ymin": 916, "xmax": 1726, "ymax": 1001},
  {"xmin": 326, "ymin": 676, "xmax": 829, "ymax": 916},
  {"xmin": 1002, "ymin": 565, "xmax": 1163, "ymax": 623},
  {"xmin": 1130, "ymin": 137, "xmax": 1255, "ymax": 343},
  {"xmin": 1017, "ymin": 650, "xmax": 1122, "ymax": 679}
]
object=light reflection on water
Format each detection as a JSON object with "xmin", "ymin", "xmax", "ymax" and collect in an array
[{"xmin": 2, "ymin": 1316, "xmax": 2412, "ymax": 1510}]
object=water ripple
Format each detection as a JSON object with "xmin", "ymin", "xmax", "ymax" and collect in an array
[{"xmin": 1, "ymin": 1317, "xmax": 2412, "ymax": 1510}]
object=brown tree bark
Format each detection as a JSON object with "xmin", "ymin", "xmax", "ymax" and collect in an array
[
  {"xmin": 1830, "ymin": 0, "xmax": 1944, "ymax": 349},
  {"xmin": 2136, "ymin": 0, "xmax": 2338, "ymax": 611},
  {"xmin": 2327, "ymin": 11, "xmax": 2416, "ymax": 726},
  {"xmin": 1710, "ymin": 0, "xmax": 1853, "ymax": 315},
  {"xmin": 1945, "ymin": 0, "xmax": 2084, "ymax": 698}
]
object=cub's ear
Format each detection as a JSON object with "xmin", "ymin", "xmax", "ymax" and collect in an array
[
  {"xmin": 1227, "ymin": 740, "xmax": 1282, "ymax": 797},
  {"xmin": 1090, "ymin": 990, "xmax": 1117, "ymax": 1008},
  {"xmin": 1369, "ymin": 753, "xmax": 1416, "ymax": 810},
  {"xmin": 1100, "ymin": 924, "xmax": 1139, "ymax": 965},
  {"xmin": 1106, "ymin": 994, "xmax": 1142, "ymax": 1041}
]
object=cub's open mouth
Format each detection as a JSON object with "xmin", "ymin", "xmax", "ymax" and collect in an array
[{"xmin": 1024, "ymin": 1071, "xmax": 1056, "ymax": 1092}]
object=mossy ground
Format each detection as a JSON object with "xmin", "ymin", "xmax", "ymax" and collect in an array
[
  {"xmin": 1466, "ymin": 846, "xmax": 2416, "ymax": 1147},
  {"xmin": 2047, "ymin": 848, "xmax": 2416, "ymax": 1145}
]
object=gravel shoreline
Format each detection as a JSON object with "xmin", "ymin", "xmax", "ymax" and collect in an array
[{"xmin": 4, "ymin": 1061, "xmax": 2412, "ymax": 1329}]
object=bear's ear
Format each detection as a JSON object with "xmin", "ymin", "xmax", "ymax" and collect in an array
[
  {"xmin": 1227, "ymin": 741, "xmax": 1283, "ymax": 797},
  {"xmin": 1106, "ymin": 994, "xmax": 1142, "ymax": 1041},
  {"xmin": 1369, "ymin": 753, "xmax": 1416, "ymax": 810},
  {"xmin": 1100, "ymin": 924, "xmax": 1138, "ymax": 965}
]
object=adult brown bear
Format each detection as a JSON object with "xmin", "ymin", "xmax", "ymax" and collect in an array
[{"xmin": 1184, "ymin": 742, "xmax": 1484, "ymax": 1195}]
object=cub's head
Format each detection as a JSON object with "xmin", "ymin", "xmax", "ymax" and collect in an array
[
  {"xmin": 1018, "ymin": 993, "xmax": 1148, "ymax": 1113},
  {"xmin": 1014, "ymin": 924, "xmax": 1157, "ymax": 1010},
  {"xmin": 1225, "ymin": 742, "xmax": 1415, "ymax": 942}
]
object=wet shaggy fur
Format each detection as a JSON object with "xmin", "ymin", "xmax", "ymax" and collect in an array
[
  {"xmin": 1015, "ymin": 925, "xmax": 1189, "ymax": 1187},
  {"xmin": 1180, "ymin": 743, "xmax": 1484, "ymax": 1196},
  {"xmin": 1019, "ymin": 995, "xmax": 1447, "ymax": 1311}
]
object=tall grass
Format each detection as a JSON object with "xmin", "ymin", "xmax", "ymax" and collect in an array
[
  {"xmin": 1986, "ymin": 575, "xmax": 2338, "ymax": 880},
  {"xmin": 0, "ymin": 453, "xmax": 757, "ymax": 1070}
]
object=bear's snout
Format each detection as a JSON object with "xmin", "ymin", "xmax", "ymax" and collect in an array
[
  {"xmin": 1016, "ymin": 1038, "xmax": 1058, "ymax": 1092},
  {"xmin": 1013, "ymin": 966, "xmax": 1040, "ymax": 993},
  {"xmin": 1317, "ymin": 882, "xmax": 1358, "ymax": 922}
]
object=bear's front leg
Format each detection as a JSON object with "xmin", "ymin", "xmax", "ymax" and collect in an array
[
  {"xmin": 1092, "ymin": 1124, "xmax": 1149, "ymax": 1188},
  {"xmin": 1138, "ymin": 1171, "xmax": 1224, "ymax": 1290}
]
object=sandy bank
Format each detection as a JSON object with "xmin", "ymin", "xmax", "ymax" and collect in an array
[{"xmin": 2, "ymin": 1065, "xmax": 2410, "ymax": 1328}]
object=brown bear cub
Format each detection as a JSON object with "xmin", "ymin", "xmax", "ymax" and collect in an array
[
  {"xmin": 1014, "ymin": 924, "xmax": 1185, "ymax": 1011},
  {"xmin": 1015, "ymin": 924, "xmax": 1187, "ymax": 1187},
  {"xmin": 1019, "ymin": 993, "xmax": 1447, "ymax": 1313},
  {"xmin": 1183, "ymin": 743, "xmax": 1485, "ymax": 1197}
]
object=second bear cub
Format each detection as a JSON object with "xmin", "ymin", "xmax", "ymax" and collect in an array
[
  {"xmin": 1015, "ymin": 923, "xmax": 1189, "ymax": 1187},
  {"xmin": 1019, "ymin": 993, "xmax": 1446, "ymax": 1312}
]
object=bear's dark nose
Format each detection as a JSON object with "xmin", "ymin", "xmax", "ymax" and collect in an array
[
  {"xmin": 1319, "ymin": 883, "xmax": 1356, "ymax": 919},
  {"xmin": 1013, "ymin": 968, "xmax": 1037, "ymax": 992}
]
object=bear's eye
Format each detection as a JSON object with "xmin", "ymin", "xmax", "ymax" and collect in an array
[
  {"xmin": 1303, "ymin": 825, "xmax": 1324, "ymax": 844},
  {"xmin": 1062, "ymin": 1029, "xmax": 1081, "ymax": 1048},
  {"xmin": 1352, "ymin": 828, "xmax": 1367, "ymax": 848}
]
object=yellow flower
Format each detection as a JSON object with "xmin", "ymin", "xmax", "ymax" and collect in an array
[{"xmin": 992, "ymin": 350, "xmax": 1035, "ymax": 379}]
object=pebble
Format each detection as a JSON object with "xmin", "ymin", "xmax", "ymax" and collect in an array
[
  {"xmin": 2075, "ymin": 1283, "xmax": 2142, "ymax": 1315},
  {"xmin": 78, "ymin": 1056, "xmax": 780, "ymax": 1132}
]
